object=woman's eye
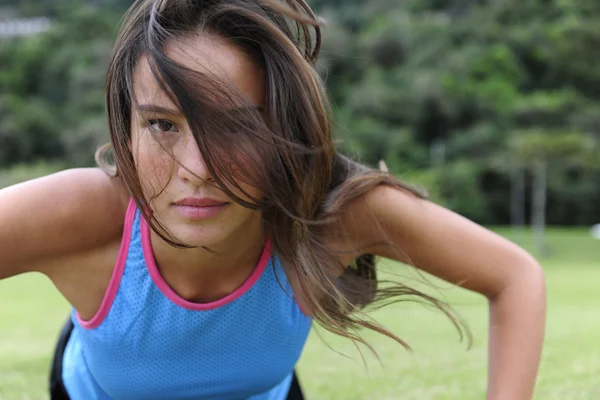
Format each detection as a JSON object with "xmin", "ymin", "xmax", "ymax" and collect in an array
[{"xmin": 148, "ymin": 119, "xmax": 179, "ymax": 133}]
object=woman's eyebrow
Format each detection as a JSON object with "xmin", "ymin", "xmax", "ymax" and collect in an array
[
  {"xmin": 135, "ymin": 104, "xmax": 182, "ymax": 117},
  {"xmin": 135, "ymin": 104, "xmax": 264, "ymax": 116}
]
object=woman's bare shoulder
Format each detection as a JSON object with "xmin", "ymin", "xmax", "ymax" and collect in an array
[{"xmin": 0, "ymin": 168, "xmax": 130, "ymax": 279}]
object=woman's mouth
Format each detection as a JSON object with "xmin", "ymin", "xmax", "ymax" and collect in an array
[{"xmin": 173, "ymin": 197, "xmax": 229, "ymax": 219}]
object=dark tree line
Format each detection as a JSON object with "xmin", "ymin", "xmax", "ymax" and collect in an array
[{"xmin": 1, "ymin": 0, "xmax": 600, "ymax": 235}]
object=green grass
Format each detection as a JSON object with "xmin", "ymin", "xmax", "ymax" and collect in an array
[{"xmin": 1, "ymin": 228, "xmax": 599, "ymax": 399}]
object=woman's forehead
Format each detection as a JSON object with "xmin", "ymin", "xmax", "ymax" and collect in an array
[
  {"xmin": 132, "ymin": 58, "xmax": 177, "ymax": 111},
  {"xmin": 132, "ymin": 34, "xmax": 266, "ymax": 110}
]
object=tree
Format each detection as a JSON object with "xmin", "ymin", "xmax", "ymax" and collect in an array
[{"xmin": 509, "ymin": 131, "xmax": 597, "ymax": 257}]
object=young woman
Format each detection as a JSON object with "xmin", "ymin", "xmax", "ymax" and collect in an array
[{"xmin": 0, "ymin": 0, "xmax": 546, "ymax": 399}]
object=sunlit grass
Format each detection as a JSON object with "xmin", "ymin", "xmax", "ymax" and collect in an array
[{"xmin": 1, "ymin": 229, "xmax": 599, "ymax": 399}]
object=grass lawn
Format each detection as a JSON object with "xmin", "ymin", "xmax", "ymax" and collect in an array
[{"xmin": 1, "ymin": 228, "xmax": 599, "ymax": 399}]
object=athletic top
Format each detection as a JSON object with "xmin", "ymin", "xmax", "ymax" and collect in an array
[{"xmin": 61, "ymin": 199, "xmax": 313, "ymax": 399}]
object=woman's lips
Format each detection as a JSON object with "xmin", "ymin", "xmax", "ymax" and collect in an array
[{"xmin": 173, "ymin": 197, "xmax": 229, "ymax": 219}]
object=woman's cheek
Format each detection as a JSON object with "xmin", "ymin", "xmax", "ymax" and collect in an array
[
  {"xmin": 134, "ymin": 139, "xmax": 175, "ymax": 198},
  {"xmin": 226, "ymin": 154, "xmax": 263, "ymax": 201}
]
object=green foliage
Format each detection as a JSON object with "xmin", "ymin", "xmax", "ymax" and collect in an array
[
  {"xmin": 2, "ymin": 0, "xmax": 600, "ymax": 224},
  {"xmin": 509, "ymin": 130, "xmax": 598, "ymax": 169},
  {"xmin": 0, "ymin": 2, "xmax": 117, "ymax": 168},
  {"xmin": 438, "ymin": 161, "xmax": 491, "ymax": 222},
  {"xmin": 314, "ymin": 0, "xmax": 600, "ymax": 225},
  {"xmin": 0, "ymin": 161, "xmax": 65, "ymax": 188}
]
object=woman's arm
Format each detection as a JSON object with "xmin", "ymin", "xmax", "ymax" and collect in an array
[
  {"xmin": 341, "ymin": 185, "xmax": 545, "ymax": 400},
  {"xmin": 0, "ymin": 168, "xmax": 128, "ymax": 280}
]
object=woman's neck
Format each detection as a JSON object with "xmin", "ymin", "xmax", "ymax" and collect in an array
[{"xmin": 149, "ymin": 217, "xmax": 267, "ymax": 303}]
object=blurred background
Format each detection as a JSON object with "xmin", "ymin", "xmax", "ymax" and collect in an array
[{"xmin": 0, "ymin": 0, "xmax": 599, "ymax": 399}]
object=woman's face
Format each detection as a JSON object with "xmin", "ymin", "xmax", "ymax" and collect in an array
[{"xmin": 129, "ymin": 33, "xmax": 266, "ymax": 248}]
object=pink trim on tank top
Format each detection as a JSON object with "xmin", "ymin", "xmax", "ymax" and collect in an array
[
  {"xmin": 141, "ymin": 217, "xmax": 271, "ymax": 311},
  {"xmin": 77, "ymin": 198, "xmax": 138, "ymax": 330}
]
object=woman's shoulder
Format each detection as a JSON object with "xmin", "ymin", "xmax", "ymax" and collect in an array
[
  {"xmin": 28, "ymin": 167, "xmax": 130, "ymax": 242},
  {"xmin": 21, "ymin": 168, "xmax": 132, "ymax": 319},
  {"xmin": 327, "ymin": 185, "xmax": 419, "ymax": 254},
  {"xmin": 0, "ymin": 168, "xmax": 130, "ymax": 278},
  {"xmin": 44, "ymin": 167, "xmax": 131, "ymax": 258}
]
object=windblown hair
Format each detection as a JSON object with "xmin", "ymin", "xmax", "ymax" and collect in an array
[{"xmin": 98, "ymin": 0, "xmax": 469, "ymax": 350}]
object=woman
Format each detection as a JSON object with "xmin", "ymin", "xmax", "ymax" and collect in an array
[{"xmin": 0, "ymin": 0, "xmax": 545, "ymax": 399}]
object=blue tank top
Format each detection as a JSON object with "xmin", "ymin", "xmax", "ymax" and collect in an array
[{"xmin": 61, "ymin": 200, "xmax": 312, "ymax": 399}]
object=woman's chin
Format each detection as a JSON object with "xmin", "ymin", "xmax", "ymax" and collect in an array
[
  {"xmin": 169, "ymin": 227, "xmax": 227, "ymax": 248},
  {"xmin": 158, "ymin": 207, "xmax": 263, "ymax": 249}
]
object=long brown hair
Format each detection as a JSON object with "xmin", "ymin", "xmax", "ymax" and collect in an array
[{"xmin": 99, "ymin": 0, "xmax": 469, "ymax": 351}]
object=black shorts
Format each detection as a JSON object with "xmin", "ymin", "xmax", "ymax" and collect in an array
[
  {"xmin": 48, "ymin": 318, "xmax": 305, "ymax": 400},
  {"xmin": 49, "ymin": 318, "xmax": 74, "ymax": 400}
]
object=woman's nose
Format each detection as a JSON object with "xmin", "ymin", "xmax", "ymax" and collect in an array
[{"xmin": 176, "ymin": 134, "xmax": 212, "ymax": 186}]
